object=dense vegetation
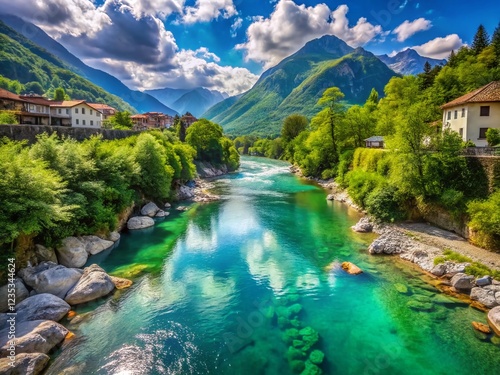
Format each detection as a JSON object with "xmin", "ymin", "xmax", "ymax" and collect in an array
[
  {"xmin": 239, "ymin": 24, "xmax": 500, "ymax": 250},
  {"xmin": 0, "ymin": 20, "xmax": 135, "ymax": 112},
  {"xmin": 204, "ymin": 35, "xmax": 397, "ymax": 136},
  {"xmin": 0, "ymin": 120, "xmax": 239, "ymax": 274}
]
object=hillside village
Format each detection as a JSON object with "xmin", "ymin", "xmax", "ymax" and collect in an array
[{"xmin": 0, "ymin": 87, "xmax": 198, "ymax": 131}]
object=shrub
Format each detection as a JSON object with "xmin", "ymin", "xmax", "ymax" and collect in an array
[
  {"xmin": 365, "ymin": 185, "xmax": 406, "ymax": 222},
  {"xmin": 345, "ymin": 170, "xmax": 385, "ymax": 207},
  {"xmin": 486, "ymin": 128, "xmax": 500, "ymax": 147}
]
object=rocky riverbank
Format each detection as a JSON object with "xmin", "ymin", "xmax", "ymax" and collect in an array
[
  {"xmin": 0, "ymin": 168, "xmax": 227, "ymax": 374},
  {"xmin": 290, "ymin": 165, "xmax": 500, "ymax": 337}
]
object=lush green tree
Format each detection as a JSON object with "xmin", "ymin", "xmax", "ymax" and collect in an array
[
  {"xmin": 316, "ymin": 87, "xmax": 345, "ymax": 164},
  {"xmin": 133, "ymin": 133, "xmax": 173, "ymax": 201},
  {"xmin": 53, "ymin": 87, "xmax": 66, "ymax": 101},
  {"xmin": 448, "ymin": 50, "xmax": 458, "ymax": 67},
  {"xmin": 492, "ymin": 22, "xmax": 500, "ymax": 62},
  {"xmin": 173, "ymin": 143, "xmax": 197, "ymax": 180},
  {"xmin": 486, "ymin": 128, "xmax": 500, "ymax": 146},
  {"xmin": 186, "ymin": 119, "xmax": 224, "ymax": 163},
  {"xmin": 0, "ymin": 140, "xmax": 73, "ymax": 247},
  {"xmin": 105, "ymin": 111, "xmax": 133, "ymax": 130},
  {"xmin": 468, "ymin": 191, "xmax": 500, "ymax": 248},
  {"xmin": 365, "ymin": 88, "xmax": 379, "ymax": 112},
  {"xmin": 24, "ymin": 81, "xmax": 44, "ymax": 95},
  {"xmin": 472, "ymin": 24, "xmax": 490, "ymax": 55},
  {"xmin": 0, "ymin": 111, "xmax": 18, "ymax": 124},
  {"xmin": 341, "ymin": 105, "xmax": 375, "ymax": 148},
  {"xmin": 281, "ymin": 114, "xmax": 308, "ymax": 143}
]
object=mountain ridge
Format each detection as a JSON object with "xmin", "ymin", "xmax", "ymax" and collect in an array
[
  {"xmin": 377, "ymin": 49, "xmax": 446, "ymax": 75},
  {"xmin": 203, "ymin": 35, "xmax": 398, "ymax": 135}
]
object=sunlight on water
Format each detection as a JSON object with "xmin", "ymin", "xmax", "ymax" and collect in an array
[{"xmin": 46, "ymin": 157, "xmax": 500, "ymax": 375}]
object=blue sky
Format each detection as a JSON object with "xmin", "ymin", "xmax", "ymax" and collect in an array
[{"xmin": 1, "ymin": 0, "xmax": 498, "ymax": 94}]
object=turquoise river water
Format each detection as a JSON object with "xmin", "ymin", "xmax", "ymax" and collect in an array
[{"xmin": 47, "ymin": 157, "xmax": 500, "ymax": 375}]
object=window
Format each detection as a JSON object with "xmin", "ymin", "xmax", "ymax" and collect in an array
[
  {"xmin": 58, "ymin": 108, "xmax": 61, "ymax": 114},
  {"xmin": 66, "ymin": 109, "xmax": 69, "ymax": 115},
  {"xmin": 454, "ymin": 110, "xmax": 458, "ymax": 119},
  {"xmin": 82, "ymin": 108, "xmax": 85, "ymax": 115},
  {"xmin": 36, "ymin": 106, "xmax": 40, "ymax": 112},
  {"xmin": 447, "ymin": 111, "xmax": 451, "ymax": 120},
  {"xmin": 96, "ymin": 112, "xmax": 99, "ymax": 117},
  {"xmin": 90, "ymin": 110, "xmax": 93, "ymax": 115},
  {"xmin": 90, "ymin": 120, "xmax": 94, "ymax": 126},
  {"xmin": 459, "ymin": 128, "xmax": 464, "ymax": 137},
  {"xmin": 480, "ymin": 106, "xmax": 490, "ymax": 116},
  {"xmin": 462, "ymin": 108, "xmax": 466, "ymax": 117},
  {"xmin": 76, "ymin": 119, "xmax": 79, "ymax": 125},
  {"xmin": 83, "ymin": 120, "xmax": 86, "ymax": 125},
  {"xmin": 75, "ymin": 108, "xmax": 78, "ymax": 114},
  {"xmin": 479, "ymin": 128, "xmax": 489, "ymax": 139}
]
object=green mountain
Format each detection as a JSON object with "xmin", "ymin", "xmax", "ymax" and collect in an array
[
  {"xmin": 0, "ymin": 20, "xmax": 135, "ymax": 112},
  {"xmin": 203, "ymin": 35, "xmax": 398, "ymax": 136}
]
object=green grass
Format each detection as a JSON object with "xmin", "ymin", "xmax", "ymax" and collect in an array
[{"xmin": 433, "ymin": 249, "xmax": 500, "ymax": 279}]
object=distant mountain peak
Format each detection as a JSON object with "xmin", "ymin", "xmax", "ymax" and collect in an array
[
  {"xmin": 297, "ymin": 34, "xmax": 353, "ymax": 56},
  {"xmin": 377, "ymin": 49, "xmax": 446, "ymax": 76}
]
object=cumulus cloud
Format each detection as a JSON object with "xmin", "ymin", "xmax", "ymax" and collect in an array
[
  {"xmin": 0, "ymin": 0, "xmax": 111, "ymax": 37},
  {"xmin": 0, "ymin": 0, "xmax": 256, "ymax": 95},
  {"xmin": 412, "ymin": 34, "xmax": 464, "ymax": 59},
  {"xmin": 237, "ymin": 0, "xmax": 383, "ymax": 68},
  {"xmin": 392, "ymin": 18, "xmax": 432, "ymax": 42},
  {"xmin": 182, "ymin": 0, "xmax": 237, "ymax": 24}
]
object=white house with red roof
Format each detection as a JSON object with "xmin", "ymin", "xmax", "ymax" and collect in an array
[{"xmin": 441, "ymin": 81, "xmax": 500, "ymax": 147}]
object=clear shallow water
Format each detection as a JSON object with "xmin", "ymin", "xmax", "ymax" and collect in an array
[{"xmin": 48, "ymin": 157, "xmax": 500, "ymax": 375}]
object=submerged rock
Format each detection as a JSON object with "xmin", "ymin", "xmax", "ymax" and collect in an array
[
  {"xmin": 407, "ymin": 300, "xmax": 434, "ymax": 312},
  {"xmin": 155, "ymin": 210, "xmax": 169, "ymax": 218},
  {"xmin": 65, "ymin": 265, "xmax": 115, "ymax": 305},
  {"xmin": 0, "ymin": 278, "xmax": 29, "ymax": 313},
  {"xmin": 488, "ymin": 306, "xmax": 500, "ymax": 336},
  {"xmin": 14, "ymin": 293, "xmax": 70, "ymax": 323},
  {"xmin": 0, "ymin": 320, "xmax": 68, "ymax": 356},
  {"xmin": 110, "ymin": 276, "xmax": 133, "ymax": 290},
  {"xmin": 56, "ymin": 237, "xmax": 88, "ymax": 268},
  {"xmin": 0, "ymin": 353, "xmax": 49, "ymax": 375},
  {"xmin": 141, "ymin": 202, "xmax": 160, "ymax": 217},
  {"xmin": 394, "ymin": 283, "xmax": 408, "ymax": 294},
  {"xmin": 127, "ymin": 216, "xmax": 155, "ymax": 230},
  {"xmin": 18, "ymin": 262, "xmax": 82, "ymax": 299},
  {"xmin": 351, "ymin": 217, "xmax": 373, "ymax": 233},
  {"xmin": 309, "ymin": 350, "xmax": 325, "ymax": 365},
  {"xmin": 341, "ymin": 262, "xmax": 363, "ymax": 275},
  {"xmin": 472, "ymin": 321, "xmax": 491, "ymax": 334},
  {"xmin": 450, "ymin": 273, "xmax": 475, "ymax": 292}
]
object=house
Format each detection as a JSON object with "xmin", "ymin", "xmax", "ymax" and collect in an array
[
  {"xmin": 441, "ymin": 81, "xmax": 500, "ymax": 147},
  {"xmin": 0, "ymin": 88, "xmax": 108, "ymax": 128},
  {"xmin": 365, "ymin": 136, "xmax": 384, "ymax": 148},
  {"xmin": 51, "ymin": 101, "xmax": 103, "ymax": 128},
  {"xmin": 181, "ymin": 112, "xmax": 198, "ymax": 127},
  {"xmin": 88, "ymin": 103, "xmax": 116, "ymax": 120},
  {"xmin": 130, "ymin": 112, "xmax": 175, "ymax": 130}
]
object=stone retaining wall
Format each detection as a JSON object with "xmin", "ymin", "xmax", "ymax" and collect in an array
[{"xmin": 0, "ymin": 124, "xmax": 138, "ymax": 143}]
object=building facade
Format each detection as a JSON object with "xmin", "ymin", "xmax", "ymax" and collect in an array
[{"xmin": 441, "ymin": 81, "xmax": 500, "ymax": 147}]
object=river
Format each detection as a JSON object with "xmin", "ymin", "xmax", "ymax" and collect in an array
[{"xmin": 47, "ymin": 156, "xmax": 500, "ymax": 375}]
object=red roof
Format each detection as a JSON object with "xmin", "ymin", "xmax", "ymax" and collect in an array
[
  {"xmin": 441, "ymin": 81, "xmax": 500, "ymax": 109},
  {"xmin": 88, "ymin": 103, "xmax": 116, "ymax": 111},
  {"xmin": 0, "ymin": 88, "xmax": 22, "ymax": 101}
]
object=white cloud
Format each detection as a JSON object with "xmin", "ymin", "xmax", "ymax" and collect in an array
[
  {"xmin": 182, "ymin": 0, "xmax": 237, "ymax": 24},
  {"xmin": 125, "ymin": 0, "xmax": 185, "ymax": 19},
  {"xmin": 0, "ymin": 0, "xmax": 111, "ymax": 37},
  {"xmin": 412, "ymin": 34, "xmax": 464, "ymax": 59},
  {"xmin": 392, "ymin": 18, "xmax": 432, "ymax": 42},
  {"xmin": 230, "ymin": 17, "xmax": 243, "ymax": 37},
  {"xmin": 237, "ymin": 0, "xmax": 383, "ymax": 68}
]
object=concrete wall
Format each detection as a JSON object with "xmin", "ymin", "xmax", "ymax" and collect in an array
[{"xmin": 0, "ymin": 124, "xmax": 138, "ymax": 144}]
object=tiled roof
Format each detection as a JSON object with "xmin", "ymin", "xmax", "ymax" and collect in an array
[
  {"xmin": 88, "ymin": 103, "xmax": 115, "ymax": 111},
  {"xmin": 441, "ymin": 81, "xmax": 500, "ymax": 109},
  {"xmin": 50, "ymin": 100, "xmax": 86, "ymax": 108},
  {"xmin": 0, "ymin": 88, "xmax": 22, "ymax": 101}
]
